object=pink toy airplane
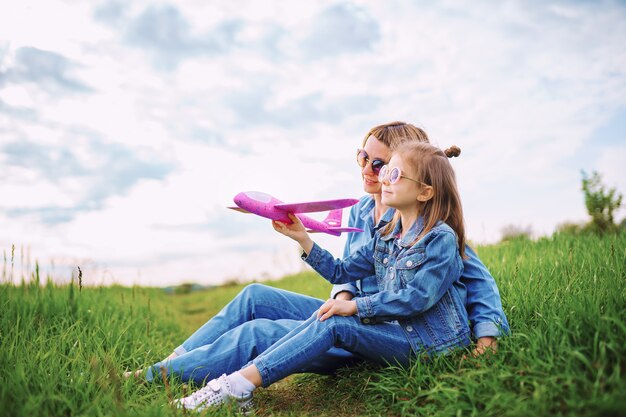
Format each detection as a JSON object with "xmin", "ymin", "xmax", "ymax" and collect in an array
[{"xmin": 228, "ymin": 191, "xmax": 363, "ymax": 236}]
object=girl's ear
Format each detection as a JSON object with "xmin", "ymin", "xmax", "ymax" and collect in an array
[{"xmin": 417, "ymin": 185, "xmax": 434, "ymax": 202}]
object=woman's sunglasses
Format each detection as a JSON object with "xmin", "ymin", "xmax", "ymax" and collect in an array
[
  {"xmin": 356, "ymin": 149, "xmax": 386, "ymax": 175},
  {"xmin": 378, "ymin": 165, "xmax": 424, "ymax": 186}
]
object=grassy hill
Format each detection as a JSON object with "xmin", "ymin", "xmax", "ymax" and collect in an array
[{"xmin": 1, "ymin": 231, "xmax": 624, "ymax": 416}]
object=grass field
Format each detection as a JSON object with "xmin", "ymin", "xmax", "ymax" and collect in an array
[{"xmin": 1, "ymin": 231, "xmax": 625, "ymax": 416}]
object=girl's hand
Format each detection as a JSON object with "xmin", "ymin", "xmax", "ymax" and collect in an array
[
  {"xmin": 317, "ymin": 299, "xmax": 357, "ymax": 321},
  {"xmin": 272, "ymin": 213, "xmax": 306, "ymax": 239},
  {"xmin": 272, "ymin": 213, "xmax": 314, "ymax": 254},
  {"xmin": 334, "ymin": 291, "xmax": 355, "ymax": 301}
]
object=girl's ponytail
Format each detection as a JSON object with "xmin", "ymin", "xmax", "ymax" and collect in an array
[{"xmin": 444, "ymin": 145, "xmax": 461, "ymax": 158}]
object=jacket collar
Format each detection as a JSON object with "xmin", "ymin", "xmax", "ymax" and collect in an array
[
  {"xmin": 358, "ymin": 196, "xmax": 376, "ymax": 224},
  {"xmin": 360, "ymin": 196, "xmax": 395, "ymax": 231},
  {"xmin": 376, "ymin": 206, "xmax": 395, "ymax": 230},
  {"xmin": 380, "ymin": 214, "xmax": 425, "ymax": 248}
]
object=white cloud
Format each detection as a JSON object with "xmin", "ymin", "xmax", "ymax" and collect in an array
[{"xmin": 1, "ymin": 0, "xmax": 625, "ymax": 285}]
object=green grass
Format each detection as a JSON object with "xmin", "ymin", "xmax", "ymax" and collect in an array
[
  {"xmin": 1, "ymin": 231, "xmax": 624, "ymax": 416},
  {"xmin": 363, "ymin": 232, "xmax": 626, "ymax": 416}
]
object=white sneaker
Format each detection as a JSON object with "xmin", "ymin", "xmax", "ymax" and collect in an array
[{"xmin": 173, "ymin": 374, "xmax": 254, "ymax": 414}]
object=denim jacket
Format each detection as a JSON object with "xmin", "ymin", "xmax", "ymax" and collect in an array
[
  {"xmin": 305, "ymin": 217, "xmax": 471, "ymax": 354},
  {"xmin": 331, "ymin": 195, "xmax": 510, "ymax": 339}
]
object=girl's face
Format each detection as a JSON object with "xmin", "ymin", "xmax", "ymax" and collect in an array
[
  {"xmin": 360, "ymin": 135, "xmax": 391, "ymax": 195},
  {"xmin": 380, "ymin": 154, "xmax": 421, "ymax": 210}
]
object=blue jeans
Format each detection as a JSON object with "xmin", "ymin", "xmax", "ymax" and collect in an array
[
  {"xmin": 146, "ymin": 284, "xmax": 361, "ymax": 385},
  {"xmin": 252, "ymin": 311, "xmax": 412, "ymax": 387}
]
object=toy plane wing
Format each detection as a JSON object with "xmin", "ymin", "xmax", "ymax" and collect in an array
[
  {"xmin": 307, "ymin": 227, "xmax": 363, "ymax": 234},
  {"xmin": 274, "ymin": 198, "xmax": 359, "ymax": 213}
]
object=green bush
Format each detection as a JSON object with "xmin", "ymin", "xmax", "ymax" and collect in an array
[{"xmin": 581, "ymin": 170, "xmax": 623, "ymax": 233}]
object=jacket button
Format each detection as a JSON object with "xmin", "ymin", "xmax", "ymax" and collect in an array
[
  {"xmin": 383, "ymin": 258, "xmax": 388, "ymax": 264},
  {"xmin": 406, "ymin": 260, "xmax": 413, "ymax": 267},
  {"xmin": 406, "ymin": 325, "xmax": 413, "ymax": 332},
  {"xmin": 363, "ymin": 318, "xmax": 371, "ymax": 324}
]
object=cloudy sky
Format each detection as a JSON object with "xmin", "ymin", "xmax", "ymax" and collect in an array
[{"xmin": 1, "ymin": 0, "xmax": 625, "ymax": 287}]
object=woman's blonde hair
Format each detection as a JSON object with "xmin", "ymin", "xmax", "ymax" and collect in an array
[
  {"xmin": 380, "ymin": 142, "xmax": 466, "ymax": 258},
  {"xmin": 364, "ymin": 121, "xmax": 430, "ymax": 150}
]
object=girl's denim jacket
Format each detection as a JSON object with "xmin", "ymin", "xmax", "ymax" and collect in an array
[
  {"xmin": 332, "ymin": 196, "xmax": 509, "ymax": 339},
  {"xmin": 304, "ymin": 216, "xmax": 471, "ymax": 354}
]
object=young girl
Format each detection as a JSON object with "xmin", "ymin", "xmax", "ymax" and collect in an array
[{"xmin": 173, "ymin": 142, "xmax": 472, "ymax": 412}]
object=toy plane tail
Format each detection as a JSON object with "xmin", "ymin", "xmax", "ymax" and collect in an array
[
  {"xmin": 303, "ymin": 209, "xmax": 344, "ymax": 234},
  {"xmin": 323, "ymin": 209, "xmax": 343, "ymax": 227},
  {"xmin": 317, "ymin": 209, "xmax": 363, "ymax": 235}
]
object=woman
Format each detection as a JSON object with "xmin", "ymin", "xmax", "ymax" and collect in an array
[
  {"xmin": 332, "ymin": 122, "xmax": 508, "ymax": 354},
  {"xmin": 128, "ymin": 122, "xmax": 508, "ymax": 385}
]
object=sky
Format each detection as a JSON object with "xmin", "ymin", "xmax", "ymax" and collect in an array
[{"xmin": 1, "ymin": 0, "xmax": 625, "ymax": 287}]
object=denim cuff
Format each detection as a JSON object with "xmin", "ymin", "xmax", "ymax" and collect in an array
[
  {"xmin": 302, "ymin": 242, "xmax": 323, "ymax": 269},
  {"xmin": 174, "ymin": 345, "xmax": 187, "ymax": 356},
  {"xmin": 473, "ymin": 321, "xmax": 504, "ymax": 338},
  {"xmin": 355, "ymin": 296, "xmax": 375, "ymax": 324},
  {"xmin": 145, "ymin": 362, "xmax": 165, "ymax": 382},
  {"xmin": 252, "ymin": 357, "xmax": 272, "ymax": 388},
  {"xmin": 145, "ymin": 366, "xmax": 155, "ymax": 382},
  {"xmin": 330, "ymin": 284, "xmax": 357, "ymax": 299}
]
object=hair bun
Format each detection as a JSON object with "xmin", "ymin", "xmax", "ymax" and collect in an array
[{"xmin": 444, "ymin": 145, "xmax": 461, "ymax": 158}]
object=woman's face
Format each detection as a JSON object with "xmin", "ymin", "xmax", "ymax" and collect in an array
[{"xmin": 360, "ymin": 135, "xmax": 391, "ymax": 195}]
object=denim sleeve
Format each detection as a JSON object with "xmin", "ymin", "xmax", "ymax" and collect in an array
[
  {"xmin": 330, "ymin": 283, "xmax": 358, "ymax": 299},
  {"xmin": 462, "ymin": 245, "xmax": 510, "ymax": 338},
  {"xmin": 330, "ymin": 204, "xmax": 360, "ymax": 298},
  {"xmin": 303, "ymin": 239, "xmax": 375, "ymax": 285},
  {"xmin": 355, "ymin": 230, "xmax": 462, "ymax": 322}
]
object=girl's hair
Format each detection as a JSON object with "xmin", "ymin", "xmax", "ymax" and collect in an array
[
  {"xmin": 364, "ymin": 121, "xmax": 430, "ymax": 150},
  {"xmin": 380, "ymin": 142, "xmax": 466, "ymax": 258}
]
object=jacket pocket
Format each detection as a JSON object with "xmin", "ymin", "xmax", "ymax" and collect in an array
[{"xmin": 396, "ymin": 249, "xmax": 426, "ymax": 287}]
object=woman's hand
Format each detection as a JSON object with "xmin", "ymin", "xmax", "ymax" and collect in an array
[
  {"xmin": 472, "ymin": 336, "xmax": 497, "ymax": 356},
  {"xmin": 317, "ymin": 299, "xmax": 357, "ymax": 321},
  {"xmin": 461, "ymin": 336, "xmax": 498, "ymax": 364},
  {"xmin": 272, "ymin": 213, "xmax": 314, "ymax": 254}
]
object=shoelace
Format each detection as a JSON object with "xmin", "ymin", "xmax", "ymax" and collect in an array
[{"xmin": 188, "ymin": 377, "xmax": 229, "ymax": 403}]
